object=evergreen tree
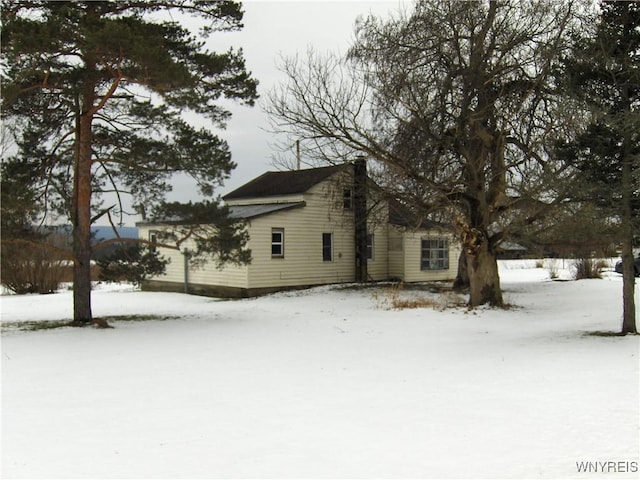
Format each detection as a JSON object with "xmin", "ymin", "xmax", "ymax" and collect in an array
[
  {"xmin": 562, "ymin": 0, "xmax": 639, "ymax": 334},
  {"xmin": 96, "ymin": 243, "xmax": 168, "ymax": 287},
  {"xmin": 1, "ymin": 1, "xmax": 258, "ymax": 326}
]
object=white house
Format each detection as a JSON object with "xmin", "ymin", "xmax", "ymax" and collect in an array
[{"xmin": 138, "ymin": 162, "xmax": 460, "ymax": 297}]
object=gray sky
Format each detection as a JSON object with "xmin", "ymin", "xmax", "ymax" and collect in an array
[{"xmin": 165, "ymin": 1, "xmax": 405, "ymax": 205}]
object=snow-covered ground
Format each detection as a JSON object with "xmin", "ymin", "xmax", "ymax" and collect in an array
[{"xmin": 1, "ymin": 260, "xmax": 638, "ymax": 479}]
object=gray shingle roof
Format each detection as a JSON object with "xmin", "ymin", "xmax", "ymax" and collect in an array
[
  {"xmin": 223, "ymin": 165, "xmax": 346, "ymax": 200},
  {"xmin": 228, "ymin": 202, "xmax": 305, "ymax": 219},
  {"xmin": 388, "ymin": 200, "xmax": 450, "ymax": 230}
]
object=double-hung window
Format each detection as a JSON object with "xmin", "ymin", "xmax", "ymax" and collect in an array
[
  {"xmin": 272, "ymin": 228, "xmax": 284, "ymax": 258},
  {"xmin": 322, "ymin": 233, "xmax": 333, "ymax": 262},
  {"xmin": 421, "ymin": 238, "xmax": 449, "ymax": 270}
]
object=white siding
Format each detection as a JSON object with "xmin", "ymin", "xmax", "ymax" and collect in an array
[
  {"xmin": 388, "ymin": 228, "xmax": 405, "ymax": 279},
  {"xmin": 244, "ymin": 179, "xmax": 357, "ymax": 288},
  {"xmin": 188, "ymin": 258, "xmax": 249, "ymax": 289},
  {"xmin": 138, "ymin": 225, "xmax": 183, "ymax": 283},
  {"xmin": 238, "ymin": 176, "xmax": 392, "ymax": 288},
  {"xmin": 138, "ymin": 225, "xmax": 249, "ymax": 288},
  {"xmin": 366, "ymin": 223, "xmax": 389, "ymax": 282}
]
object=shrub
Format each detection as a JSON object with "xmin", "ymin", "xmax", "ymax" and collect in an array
[
  {"xmin": 1, "ymin": 232, "xmax": 71, "ymax": 294},
  {"xmin": 573, "ymin": 257, "xmax": 603, "ymax": 280},
  {"xmin": 96, "ymin": 243, "xmax": 168, "ymax": 287},
  {"xmin": 545, "ymin": 259, "xmax": 559, "ymax": 279}
]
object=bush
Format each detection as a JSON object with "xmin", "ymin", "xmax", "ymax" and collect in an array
[
  {"xmin": 545, "ymin": 259, "xmax": 559, "ymax": 279},
  {"xmin": 96, "ymin": 243, "xmax": 168, "ymax": 287},
  {"xmin": 1, "ymin": 233, "xmax": 71, "ymax": 294},
  {"xmin": 573, "ymin": 258, "xmax": 603, "ymax": 280}
]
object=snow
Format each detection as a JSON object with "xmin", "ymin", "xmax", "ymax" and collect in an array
[{"xmin": 1, "ymin": 260, "xmax": 639, "ymax": 479}]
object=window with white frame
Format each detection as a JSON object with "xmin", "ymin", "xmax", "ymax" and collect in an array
[
  {"xmin": 322, "ymin": 233, "xmax": 333, "ymax": 262},
  {"xmin": 271, "ymin": 228, "xmax": 284, "ymax": 258},
  {"xmin": 366, "ymin": 233, "xmax": 374, "ymax": 260},
  {"xmin": 421, "ymin": 238, "xmax": 449, "ymax": 270}
]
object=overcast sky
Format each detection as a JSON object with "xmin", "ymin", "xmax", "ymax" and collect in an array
[{"xmin": 165, "ymin": 1, "xmax": 407, "ymax": 206}]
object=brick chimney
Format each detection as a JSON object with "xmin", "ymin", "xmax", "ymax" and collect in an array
[{"xmin": 353, "ymin": 156, "xmax": 368, "ymax": 282}]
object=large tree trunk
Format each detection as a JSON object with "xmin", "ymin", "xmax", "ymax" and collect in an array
[
  {"xmin": 71, "ymin": 110, "xmax": 94, "ymax": 325},
  {"xmin": 620, "ymin": 127, "xmax": 637, "ymax": 334},
  {"xmin": 453, "ymin": 250, "xmax": 469, "ymax": 292},
  {"xmin": 71, "ymin": 41, "xmax": 103, "ymax": 327},
  {"xmin": 467, "ymin": 238, "xmax": 503, "ymax": 308},
  {"xmin": 620, "ymin": 239, "xmax": 636, "ymax": 334}
]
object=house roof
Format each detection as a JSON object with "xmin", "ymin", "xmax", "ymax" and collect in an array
[
  {"xmin": 228, "ymin": 202, "xmax": 305, "ymax": 220},
  {"xmin": 136, "ymin": 202, "xmax": 306, "ymax": 227},
  {"xmin": 388, "ymin": 200, "xmax": 449, "ymax": 230},
  {"xmin": 223, "ymin": 164, "xmax": 346, "ymax": 200},
  {"xmin": 496, "ymin": 241, "xmax": 527, "ymax": 251}
]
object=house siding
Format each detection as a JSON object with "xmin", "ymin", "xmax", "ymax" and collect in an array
[
  {"xmin": 137, "ymin": 225, "xmax": 183, "ymax": 285},
  {"xmin": 189, "ymin": 257, "xmax": 249, "ymax": 289},
  {"xmin": 244, "ymin": 178, "xmax": 366, "ymax": 289},
  {"xmin": 366, "ymin": 224, "xmax": 389, "ymax": 282},
  {"xmin": 388, "ymin": 228, "xmax": 405, "ymax": 280},
  {"xmin": 138, "ymin": 225, "xmax": 249, "ymax": 294}
]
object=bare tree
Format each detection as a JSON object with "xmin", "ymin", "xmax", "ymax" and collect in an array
[{"xmin": 266, "ymin": 0, "xmax": 589, "ymax": 307}]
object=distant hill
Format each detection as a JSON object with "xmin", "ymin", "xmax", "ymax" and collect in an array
[
  {"xmin": 92, "ymin": 226, "xmax": 138, "ymax": 242},
  {"xmin": 40, "ymin": 225, "xmax": 138, "ymax": 241},
  {"xmin": 91, "ymin": 226, "xmax": 139, "ymax": 260},
  {"xmin": 23, "ymin": 225, "xmax": 139, "ymax": 260}
]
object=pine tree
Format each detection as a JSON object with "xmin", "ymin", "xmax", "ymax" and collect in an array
[
  {"xmin": 562, "ymin": 1, "xmax": 639, "ymax": 334},
  {"xmin": 1, "ymin": 1, "xmax": 258, "ymax": 326},
  {"xmin": 96, "ymin": 243, "xmax": 168, "ymax": 288}
]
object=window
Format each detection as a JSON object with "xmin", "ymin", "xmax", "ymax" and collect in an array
[
  {"xmin": 271, "ymin": 228, "xmax": 284, "ymax": 257},
  {"xmin": 366, "ymin": 234, "xmax": 374, "ymax": 260},
  {"xmin": 149, "ymin": 231, "xmax": 158, "ymax": 253},
  {"xmin": 421, "ymin": 238, "xmax": 449, "ymax": 270},
  {"xmin": 343, "ymin": 189, "xmax": 352, "ymax": 210},
  {"xmin": 322, "ymin": 233, "xmax": 333, "ymax": 262}
]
